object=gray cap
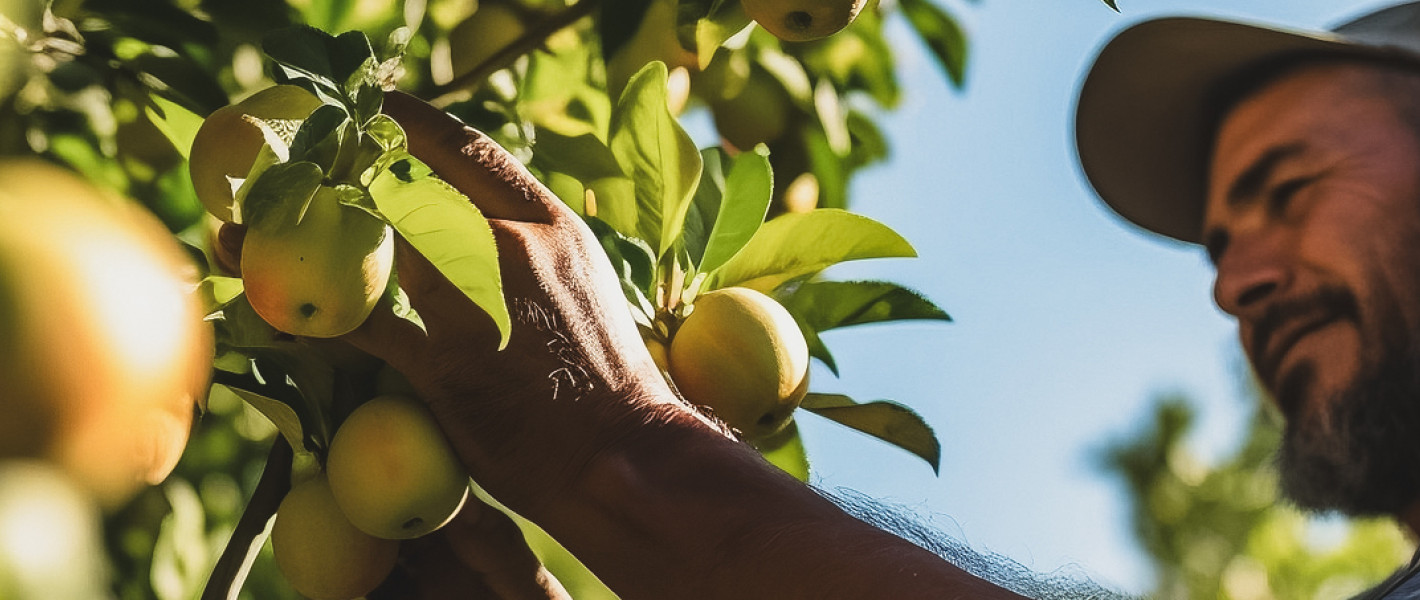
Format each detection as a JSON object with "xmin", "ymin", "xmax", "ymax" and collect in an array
[{"xmin": 1074, "ymin": 2, "xmax": 1420, "ymax": 244}]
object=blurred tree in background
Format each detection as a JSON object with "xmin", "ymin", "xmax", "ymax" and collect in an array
[{"xmin": 1101, "ymin": 383, "xmax": 1414, "ymax": 600}]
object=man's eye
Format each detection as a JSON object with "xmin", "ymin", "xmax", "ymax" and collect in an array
[{"xmin": 1269, "ymin": 176, "xmax": 1317, "ymax": 212}]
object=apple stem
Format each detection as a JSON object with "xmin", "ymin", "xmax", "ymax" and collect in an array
[{"xmin": 199, "ymin": 437, "xmax": 294, "ymax": 600}]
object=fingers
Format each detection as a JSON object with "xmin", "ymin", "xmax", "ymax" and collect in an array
[
  {"xmin": 438, "ymin": 497, "xmax": 573, "ymax": 600},
  {"xmin": 214, "ymin": 222, "xmax": 245, "ymax": 275},
  {"xmin": 382, "ymin": 91, "xmax": 557, "ymax": 224},
  {"xmin": 368, "ymin": 495, "xmax": 570, "ymax": 600}
]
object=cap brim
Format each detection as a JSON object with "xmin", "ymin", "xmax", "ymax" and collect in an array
[{"xmin": 1075, "ymin": 17, "xmax": 1365, "ymax": 244}]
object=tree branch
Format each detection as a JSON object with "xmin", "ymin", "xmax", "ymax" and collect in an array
[
  {"xmin": 429, "ymin": 0, "xmax": 606, "ymax": 107},
  {"xmin": 200, "ymin": 436, "xmax": 293, "ymax": 600}
]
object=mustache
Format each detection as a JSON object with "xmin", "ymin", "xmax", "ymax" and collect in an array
[{"xmin": 1249, "ymin": 286, "xmax": 1360, "ymax": 392}]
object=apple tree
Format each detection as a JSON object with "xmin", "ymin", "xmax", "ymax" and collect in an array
[{"xmin": 0, "ymin": 0, "xmax": 973, "ymax": 596}]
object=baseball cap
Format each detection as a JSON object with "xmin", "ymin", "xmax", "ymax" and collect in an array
[{"xmin": 1074, "ymin": 2, "xmax": 1420, "ymax": 244}]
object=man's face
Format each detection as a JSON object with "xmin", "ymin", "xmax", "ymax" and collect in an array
[{"xmin": 1205, "ymin": 62, "xmax": 1420, "ymax": 515}]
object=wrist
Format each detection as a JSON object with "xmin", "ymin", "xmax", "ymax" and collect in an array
[{"xmin": 430, "ymin": 372, "xmax": 713, "ymax": 515}]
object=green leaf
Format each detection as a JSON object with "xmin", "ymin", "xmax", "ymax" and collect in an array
[
  {"xmin": 585, "ymin": 215, "xmax": 657, "ymax": 298},
  {"xmin": 846, "ymin": 110, "xmax": 889, "ymax": 170},
  {"xmin": 682, "ymin": 148, "xmax": 727, "ymax": 270},
  {"xmin": 607, "ymin": 61, "xmax": 703, "ymax": 257},
  {"xmin": 236, "ymin": 161, "xmax": 323, "ymax": 232},
  {"xmin": 220, "ymin": 383, "xmax": 307, "ymax": 455},
  {"xmin": 522, "ymin": 35, "xmax": 610, "ymax": 136},
  {"xmin": 754, "ymin": 420, "xmax": 810, "ymax": 482},
  {"xmin": 687, "ymin": 148, "xmax": 772, "ymax": 274},
  {"xmin": 287, "ymin": 104, "xmax": 349, "ymax": 171},
  {"xmin": 794, "ymin": 313, "xmax": 839, "ymax": 376},
  {"xmin": 779, "ymin": 280, "xmax": 950, "ymax": 332},
  {"xmin": 531, "ymin": 126, "xmax": 627, "ymax": 186},
  {"xmin": 263, "ymin": 26, "xmax": 374, "ymax": 88},
  {"xmin": 368, "ymin": 153, "xmax": 511, "ymax": 349},
  {"xmin": 384, "ymin": 265, "xmax": 426, "ymax": 334},
  {"xmin": 211, "ymin": 295, "xmax": 282, "ymax": 352},
  {"xmin": 145, "ymin": 95, "xmax": 205, "ymax": 161},
  {"xmin": 814, "ymin": 79, "xmax": 850, "ymax": 155},
  {"xmin": 263, "ymin": 26, "xmax": 340, "ymax": 83},
  {"xmin": 802, "ymin": 126, "xmax": 847, "ymax": 209},
  {"xmin": 899, "ymin": 0, "xmax": 969, "ymax": 89},
  {"xmin": 705, "ymin": 209, "xmax": 916, "ymax": 293},
  {"xmin": 253, "ymin": 349, "xmax": 334, "ymax": 451},
  {"xmin": 198, "ymin": 276, "xmax": 245, "ymax": 317},
  {"xmin": 778, "ymin": 280, "xmax": 946, "ymax": 376},
  {"xmin": 678, "ymin": 0, "xmax": 754, "ymax": 69},
  {"xmin": 758, "ymin": 50, "xmax": 815, "ymax": 106},
  {"xmin": 348, "ymin": 71, "xmax": 384, "ymax": 125},
  {"xmin": 801, "ymin": 394, "xmax": 941, "ymax": 473},
  {"xmin": 795, "ymin": 11, "xmax": 896, "ymax": 107},
  {"xmin": 363, "ymin": 114, "xmax": 407, "ymax": 152},
  {"xmin": 211, "ymin": 344, "xmax": 333, "ymax": 453}
]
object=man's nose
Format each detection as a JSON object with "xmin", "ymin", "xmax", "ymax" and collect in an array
[{"xmin": 1211, "ymin": 231, "xmax": 1292, "ymax": 319}]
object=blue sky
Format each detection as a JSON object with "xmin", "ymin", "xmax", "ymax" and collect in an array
[{"xmin": 707, "ymin": 0, "xmax": 1399, "ymax": 593}]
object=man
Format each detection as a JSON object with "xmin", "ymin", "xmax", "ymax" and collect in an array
[{"xmin": 1076, "ymin": 2, "xmax": 1420, "ymax": 597}]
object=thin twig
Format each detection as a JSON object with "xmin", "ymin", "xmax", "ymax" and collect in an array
[
  {"xmin": 428, "ymin": 0, "xmax": 606, "ymax": 107},
  {"xmin": 200, "ymin": 436, "xmax": 294, "ymax": 600}
]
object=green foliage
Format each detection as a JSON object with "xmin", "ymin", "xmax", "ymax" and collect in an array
[
  {"xmin": 801, "ymin": 394, "xmax": 941, "ymax": 473},
  {"xmin": 1101, "ymin": 393, "xmax": 1412, "ymax": 599}
]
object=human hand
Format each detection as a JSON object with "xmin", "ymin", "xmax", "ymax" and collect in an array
[
  {"xmin": 217, "ymin": 90, "xmax": 696, "ymax": 505},
  {"xmin": 216, "ymin": 91, "xmax": 726, "ymax": 598},
  {"xmin": 339, "ymin": 91, "xmax": 710, "ymax": 510}
]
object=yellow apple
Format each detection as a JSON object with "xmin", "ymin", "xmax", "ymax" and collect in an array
[
  {"xmin": 240, "ymin": 185, "xmax": 394, "ymax": 338},
  {"xmin": 325, "ymin": 395, "xmax": 470, "ymax": 540},
  {"xmin": 272, "ymin": 473, "xmax": 399, "ymax": 600},
  {"xmin": 669, "ymin": 287, "xmax": 810, "ymax": 440},
  {"xmin": 741, "ymin": 0, "xmax": 867, "ymax": 42},
  {"xmin": 189, "ymin": 85, "xmax": 324, "ymax": 222}
]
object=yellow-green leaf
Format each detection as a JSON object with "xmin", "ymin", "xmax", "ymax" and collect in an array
[
  {"xmin": 607, "ymin": 61, "xmax": 702, "ymax": 258},
  {"xmin": 222, "ymin": 384, "xmax": 306, "ymax": 453},
  {"xmin": 145, "ymin": 95, "xmax": 206, "ymax": 161},
  {"xmin": 198, "ymin": 275, "xmax": 244, "ymax": 317},
  {"xmin": 705, "ymin": 209, "xmax": 915, "ymax": 293},
  {"xmin": 754, "ymin": 420, "xmax": 810, "ymax": 482},
  {"xmin": 368, "ymin": 153, "xmax": 510, "ymax": 349}
]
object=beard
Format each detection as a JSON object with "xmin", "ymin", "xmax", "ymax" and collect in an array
[{"xmin": 1276, "ymin": 344, "xmax": 1420, "ymax": 516}]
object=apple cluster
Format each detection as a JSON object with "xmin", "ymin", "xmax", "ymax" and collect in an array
[{"xmin": 271, "ymin": 395, "xmax": 470, "ymax": 600}]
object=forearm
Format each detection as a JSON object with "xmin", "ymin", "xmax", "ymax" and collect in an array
[{"xmin": 522, "ymin": 390, "xmax": 1027, "ymax": 599}]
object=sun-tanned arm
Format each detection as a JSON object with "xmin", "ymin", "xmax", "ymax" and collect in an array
[
  {"xmin": 539, "ymin": 391, "xmax": 1027, "ymax": 599},
  {"xmin": 335, "ymin": 91, "xmax": 1027, "ymax": 599}
]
